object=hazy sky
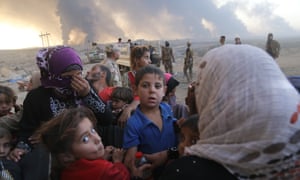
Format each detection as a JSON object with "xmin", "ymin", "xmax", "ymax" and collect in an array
[{"xmin": 0, "ymin": 0, "xmax": 299, "ymax": 49}]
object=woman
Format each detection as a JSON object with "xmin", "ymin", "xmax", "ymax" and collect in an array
[
  {"xmin": 157, "ymin": 44, "xmax": 300, "ymax": 179},
  {"xmin": 118, "ymin": 46, "xmax": 151, "ymax": 127},
  {"xmin": 8, "ymin": 46, "xmax": 113, "ymax": 180}
]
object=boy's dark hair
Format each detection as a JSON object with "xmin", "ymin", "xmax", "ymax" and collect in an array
[
  {"xmin": 135, "ymin": 65, "xmax": 165, "ymax": 86},
  {"xmin": 0, "ymin": 85, "xmax": 16, "ymax": 103},
  {"xmin": 181, "ymin": 114, "xmax": 199, "ymax": 133},
  {"xmin": 111, "ymin": 87, "xmax": 134, "ymax": 104}
]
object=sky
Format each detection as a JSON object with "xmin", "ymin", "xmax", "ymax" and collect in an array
[{"xmin": 0, "ymin": 0, "xmax": 299, "ymax": 49}]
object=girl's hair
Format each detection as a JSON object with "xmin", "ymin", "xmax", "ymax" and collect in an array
[
  {"xmin": 130, "ymin": 45, "xmax": 149, "ymax": 70},
  {"xmin": 0, "ymin": 85, "xmax": 16, "ymax": 103},
  {"xmin": 181, "ymin": 114, "xmax": 199, "ymax": 133},
  {"xmin": 135, "ymin": 65, "xmax": 165, "ymax": 87},
  {"xmin": 36, "ymin": 107, "xmax": 97, "ymax": 155},
  {"xmin": 111, "ymin": 87, "xmax": 134, "ymax": 104},
  {"xmin": 0, "ymin": 127, "xmax": 12, "ymax": 139}
]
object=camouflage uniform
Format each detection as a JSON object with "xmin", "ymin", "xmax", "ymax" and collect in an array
[
  {"xmin": 183, "ymin": 44, "xmax": 193, "ymax": 82},
  {"xmin": 161, "ymin": 46, "xmax": 175, "ymax": 74},
  {"xmin": 101, "ymin": 58, "xmax": 122, "ymax": 87},
  {"xmin": 266, "ymin": 33, "xmax": 280, "ymax": 59}
]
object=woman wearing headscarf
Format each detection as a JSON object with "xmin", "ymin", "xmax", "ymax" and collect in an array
[
  {"xmin": 8, "ymin": 46, "xmax": 113, "ymax": 180},
  {"xmin": 152, "ymin": 44, "xmax": 300, "ymax": 179}
]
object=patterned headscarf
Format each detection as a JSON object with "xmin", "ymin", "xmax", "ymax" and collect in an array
[
  {"xmin": 186, "ymin": 44, "xmax": 300, "ymax": 179},
  {"xmin": 36, "ymin": 46, "xmax": 83, "ymax": 88}
]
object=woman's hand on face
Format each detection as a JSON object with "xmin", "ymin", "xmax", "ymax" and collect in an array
[{"xmin": 71, "ymin": 74, "xmax": 90, "ymax": 97}]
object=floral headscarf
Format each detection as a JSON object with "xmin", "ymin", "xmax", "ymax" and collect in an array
[
  {"xmin": 186, "ymin": 44, "xmax": 300, "ymax": 179},
  {"xmin": 36, "ymin": 46, "xmax": 82, "ymax": 88}
]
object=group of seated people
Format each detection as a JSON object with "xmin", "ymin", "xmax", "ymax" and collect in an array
[{"xmin": 0, "ymin": 44, "xmax": 300, "ymax": 180}]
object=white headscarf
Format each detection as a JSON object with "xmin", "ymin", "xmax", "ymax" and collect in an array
[{"xmin": 186, "ymin": 44, "xmax": 300, "ymax": 179}]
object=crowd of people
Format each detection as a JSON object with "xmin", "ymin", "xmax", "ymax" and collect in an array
[{"xmin": 0, "ymin": 32, "xmax": 298, "ymax": 180}]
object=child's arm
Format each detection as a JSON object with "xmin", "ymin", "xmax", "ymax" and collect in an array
[
  {"xmin": 124, "ymin": 146, "xmax": 137, "ymax": 173},
  {"xmin": 118, "ymin": 100, "xmax": 139, "ymax": 128},
  {"xmin": 124, "ymin": 147, "xmax": 151, "ymax": 178}
]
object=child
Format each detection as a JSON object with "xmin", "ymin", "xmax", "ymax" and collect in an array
[
  {"xmin": 123, "ymin": 65, "xmax": 178, "ymax": 179},
  {"xmin": 101, "ymin": 87, "xmax": 134, "ymax": 148},
  {"xmin": 163, "ymin": 73, "xmax": 188, "ymax": 119},
  {"xmin": 110, "ymin": 87, "xmax": 134, "ymax": 123},
  {"xmin": 0, "ymin": 127, "xmax": 21, "ymax": 180},
  {"xmin": 178, "ymin": 114, "xmax": 199, "ymax": 156},
  {"xmin": 36, "ymin": 107, "xmax": 130, "ymax": 180},
  {"xmin": 0, "ymin": 85, "xmax": 21, "ymax": 134}
]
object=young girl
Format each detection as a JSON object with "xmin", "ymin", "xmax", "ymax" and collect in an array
[
  {"xmin": 36, "ymin": 107, "xmax": 130, "ymax": 180},
  {"xmin": 118, "ymin": 46, "xmax": 151, "ymax": 128},
  {"xmin": 163, "ymin": 73, "xmax": 188, "ymax": 119}
]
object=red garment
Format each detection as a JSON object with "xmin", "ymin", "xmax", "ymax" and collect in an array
[
  {"xmin": 128, "ymin": 71, "xmax": 139, "ymax": 101},
  {"xmin": 61, "ymin": 159, "xmax": 130, "ymax": 180},
  {"xmin": 98, "ymin": 87, "xmax": 115, "ymax": 103}
]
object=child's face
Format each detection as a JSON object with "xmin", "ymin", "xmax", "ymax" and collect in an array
[
  {"xmin": 0, "ymin": 135, "xmax": 12, "ymax": 158},
  {"xmin": 111, "ymin": 99, "xmax": 127, "ymax": 110},
  {"xmin": 71, "ymin": 118, "xmax": 105, "ymax": 160},
  {"xmin": 137, "ymin": 51, "xmax": 151, "ymax": 68},
  {"xmin": 136, "ymin": 73, "xmax": 166, "ymax": 109},
  {"xmin": 178, "ymin": 126, "xmax": 199, "ymax": 156},
  {"xmin": 0, "ymin": 94, "xmax": 13, "ymax": 117}
]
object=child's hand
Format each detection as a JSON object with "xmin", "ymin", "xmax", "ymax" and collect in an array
[
  {"xmin": 28, "ymin": 134, "xmax": 41, "ymax": 144},
  {"xmin": 103, "ymin": 146, "xmax": 114, "ymax": 160},
  {"xmin": 7, "ymin": 148, "xmax": 27, "ymax": 162},
  {"xmin": 112, "ymin": 148, "xmax": 125, "ymax": 163},
  {"xmin": 185, "ymin": 81, "xmax": 197, "ymax": 115}
]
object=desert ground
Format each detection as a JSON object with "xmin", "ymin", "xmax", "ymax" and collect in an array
[{"xmin": 0, "ymin": 38, "xmax": 299, "ymax": 105}]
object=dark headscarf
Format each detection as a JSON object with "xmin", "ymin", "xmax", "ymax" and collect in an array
[{"xmin": 36, "ymin": 46, "xmax": 83, "ymax": 88}]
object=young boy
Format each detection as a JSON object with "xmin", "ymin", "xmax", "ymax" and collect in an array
[
  {"xmin": 110, "ymin": 87, "xmax": 134, "ymax": 124},
  {"xmin": 123, "ymin": 65, "xmax": 178, "ymax": 179},
  {"xmin": 101, "ymin": 87, "xmax": 134, "ymax": 148}
]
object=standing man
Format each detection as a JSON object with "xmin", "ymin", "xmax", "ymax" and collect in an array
[
  {"xmin": 183, "ymin": 41, "xmax": 193, "ymax": 82},
  {"xmin": 161, "ymin": 41, "xmax": 175, "ymax": 74},
  {"xmin": 266, "ymin": 33, "xmax": 280, "ymax": 59},
  {"xmin": 101, "ymin": 44, "xmax": 122, "ymax": 87}
]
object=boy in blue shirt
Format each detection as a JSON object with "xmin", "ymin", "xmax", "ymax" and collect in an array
[{"xmin": 123, "ymin": 65, "xmax": 178, "ymax": 179}]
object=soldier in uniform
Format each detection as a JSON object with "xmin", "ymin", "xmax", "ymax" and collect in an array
[
  {"xmin": 161, "ymin": 41, "xmax": 175, "ymax": 74},
  {"xmin": 101, "ymin": 45, "xmax": 122, "ymax": 87},
  {"xmin": 266, "ymin": 33, "xmax": 280, "ymax": 59},
  {"xmin": 183, "ymin": 41, "xmax": 193, "ymax": 82}
]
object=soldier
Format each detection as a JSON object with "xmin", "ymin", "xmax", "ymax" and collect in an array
[
  {"xmin": 183, "ymin": 41, "xmax": 193, "ymax": 82},
  {"xmin": 266, "ymin": 33, "xmax": 280, "ymax": 59},
  {"xmin": 161, "ymin": 41, "xmax": 175, "ymax": 74},
  {"xmin": 101, "ymin": 44, "xmax": 122, "ymax": 87}
]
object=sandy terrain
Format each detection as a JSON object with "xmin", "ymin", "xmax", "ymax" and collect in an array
[{"xmin": 0, "ymin": 38, "xmax": 299, "ymax": 105}]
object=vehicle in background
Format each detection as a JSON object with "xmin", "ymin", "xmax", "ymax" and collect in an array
[{"xmin": 85, "ymin": 42, "xmax": 105, "ymax": 63}]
